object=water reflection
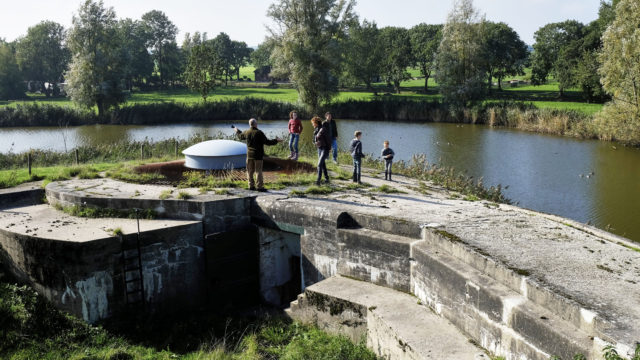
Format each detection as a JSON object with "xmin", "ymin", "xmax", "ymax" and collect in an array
[{"xmin": 1, "ymin": 120, "xmax": 639, "ymax": 242}]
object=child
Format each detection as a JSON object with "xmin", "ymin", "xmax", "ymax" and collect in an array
[
  {"xmin": 350, "ymin": 131, "xmax": 363, "ymax": 184},
  {"xmin": 287, "ymin": 110, "xmax": 303, "ymax": 160},
  {"xmin": 381, "ymin": 140, "xmax": 395, "ymax": 181}
]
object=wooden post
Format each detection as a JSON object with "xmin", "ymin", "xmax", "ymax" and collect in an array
[
  {"xmin": 174, "ymin": 140, "xmax": 178, "ymax": 158},
  {"xmin": 140, "ymin": 144, "xmax": 144, "ymax": 160},
  {"xmin": 75, "ymin": 149, "xmax": 79, "ymax": 165},
  {"xmin": 27, "ymin": 152, "xmax": 32, "ymax": 176}
]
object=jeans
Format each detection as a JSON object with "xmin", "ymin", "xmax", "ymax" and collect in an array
[
  {"xmin": 331, "ymin": 138, "xmax": 338, "ymax": 161},
  {"xmin": 246, "ymin": 159, "xmax": 264, "ymax": 189},
  {"xmin": 352, "ymin": 157, "xmax": 362, "ymax": 183},
  {"xmin": 317, "ymin": 148, "xmax": 329, "ymax": 183},
  {"xmin": 385, "ymin": 160, "xmax": 393, "ymax": 179},
  {"xmin": 289, "ymin": 133, "xmax": 299, "ymax": 153}
]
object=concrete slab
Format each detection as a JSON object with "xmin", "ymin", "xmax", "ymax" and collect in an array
[
  {"xmin": 0, "ymin": 204, "xmax": 199, "ymax": 242},
  {"xmin": 293, "ymin": 275, "xmax": 487, "ymax": 360}
]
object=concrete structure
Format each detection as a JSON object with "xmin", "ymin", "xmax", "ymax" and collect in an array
[
  {"xmin": 182, "ymin": 139, "xmax": 247, "ymax": 170},
  {"xmin": 1, "ymin": 171, "xmax": 639, "ymax": 359}
]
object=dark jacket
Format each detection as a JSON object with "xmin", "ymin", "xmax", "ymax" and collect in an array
[
  {"xmin": 314, "ymin": 125, "xmax": 331, "ymax": 150},
  {"xmin": 381, "ymin": 147, "xmax": 395, "ymax": 161},
  {"xmin": 350, "ymin": 139, "xmax": 363, "ymax": 159},
  {"xmin": 321, "ymin": 120, "xmax": 333, "ymax": 139},
  {"xmin": 329, "ymin": 119, "xmax": 338, "ymax": 139},
  {"xmin": 235, "ymin": 127, "xmax": 278, "ymax": 160}
]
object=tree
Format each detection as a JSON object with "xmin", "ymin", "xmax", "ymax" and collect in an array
[
  {"xmin": 435, "ymin": 0, "xmax": 487, "ymax": 108},
  {"xmin": 183, "ymin": 43, "xmax": 223, "ymax": 101},
  {"xmin": 251, "ymin": 39, "xmax": 275, "ymax": 69},
  {"xmin": 211, "ymin": 32, "xmax": 233, "ymax": 85},
  {"xmin": 481, "ymin": 22, "xmax": 527, "ymax": 91},
  {"xmin": 15, "ymin": 21, "xmax": 70, "ymax": 96},
  {"xmin": 596, "ymin": 0, "xmax": 640, "ymax": 143},
  {"xmin": 342, "ymin": 20, "xmax": 382, "ymax": 94},
  {"xmin": 117, "ymin": 18, "xmax": 153, "ymax": 91},
  {"xmin": 141, "ymin": 10, "xmax": 178, "ymax": 88},
  {"xmin": 0, "ymin": 42, "xmax": 25, "ymax": 100},
  {"xmin": 574, "ymin": 1, "xmax": 618, "ymax": 102},
  {"xmin": 230, "ymin": 40, "xmax": 253, "ymax": 80},
  {"xmin": 530, "ymin": 20, "xmax": 584, "ymax": 96},
  {"xmin": 268, "ymin": 0, "xmax": 357, "ymax": 112},
  {"xmin": 161, "ymin": 41, "xmax": 184, "ymax": 87},
  {"xmin": 66, "ymin": 0, "xmax": 125, "ymax": 116},
  {"xmin": 409, "ymin": 23, "xmax": 442, "ymax": 92},
  {"xmin": 378, "ymin": 27, "xmax": 412, "ymax": 94}
]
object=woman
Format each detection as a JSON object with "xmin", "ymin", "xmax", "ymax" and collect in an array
[
  {"xmin": 312, "ymin": 116, "xmax": 330, "ymax": 185},
  {"xmin": 287, "ymin": 110, "xmax": 303, "ymax": 161}
]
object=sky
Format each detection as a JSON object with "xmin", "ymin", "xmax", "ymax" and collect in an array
[{"xmin": 1, "ymin": 0, "xmax": 602, "ymax": 47}]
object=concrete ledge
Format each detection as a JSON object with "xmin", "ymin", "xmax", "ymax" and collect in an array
[
  {"xmin": 0, "ymin": 186, "xmax": 44, "ymax": 209},
  {"xmin": 411, "ymin": 241, "xmax": 594, "ymax": 360},
  {"xmin": 287, "ymin": 276, "xmax": 486, "ymax": 360}
]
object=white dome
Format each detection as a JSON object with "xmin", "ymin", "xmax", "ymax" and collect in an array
[{"xmin": 182, "ymin": 140, "xmax": 247, "ymax": 157}]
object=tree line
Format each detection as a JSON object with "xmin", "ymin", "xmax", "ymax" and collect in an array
[{"xmin": 0, "ymin": 0, "xmax": 638, "ymax": 142}]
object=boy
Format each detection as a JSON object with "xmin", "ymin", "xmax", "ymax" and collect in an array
[
  {"xmin": 381, "ymin": 140, "xmax": 395, "ymax": 181},
  {"xmin": 350, "ymin": 131, "xmax": 363, "ymax": 184}
]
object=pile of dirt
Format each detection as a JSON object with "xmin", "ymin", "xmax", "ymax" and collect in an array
[{"xmin": 134, "ymin": 157, "xmax": 315, "ymax": 184}]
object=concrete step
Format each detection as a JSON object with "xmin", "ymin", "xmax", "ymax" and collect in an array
[
  {"xmin": 287, "ymin": 275, "xmax": 488, "ymax": 360},
  {"xmin": 335, "ymin": 227, "xmax": 419, "ymax": 292},
  {"xmin": 412, "ymin": 243, "xmax": 595, "ymax": 360},
  {"xmin": 422, "ymin": 229, "xmax": 607, "ymax": 339}
]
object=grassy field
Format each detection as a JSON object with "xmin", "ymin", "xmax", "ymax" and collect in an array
[{"xmin": 0, "ymin": 66, "xmax": 603, "ymax": 115}]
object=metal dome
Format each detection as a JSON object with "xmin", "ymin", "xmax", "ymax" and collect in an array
[{"xmin": 182, "ymin": 140, "xmax": 247, "ymax": 170}]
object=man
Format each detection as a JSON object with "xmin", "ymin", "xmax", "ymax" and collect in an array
[
  {"xmin": 233, "ymin": 118, "xmax": 281, "ymax": 191},
  {"xmin": 325, "ymin": 112, "xmax": 339, "ymax": 163}
]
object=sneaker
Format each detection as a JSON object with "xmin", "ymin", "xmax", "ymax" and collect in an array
[
  {"xmin": 249, "ymin": 186, "xmax": 256, "ymax": 191},
  {"xmin": 324, "ymin": 179, "xmax": 330, "ymax": 184},
  {"xmin": 332, "ymin": 159, "xmax": 338, "ymax": 164}
]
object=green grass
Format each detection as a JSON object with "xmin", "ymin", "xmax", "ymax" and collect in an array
[
  {"xmin": 0, "ymin": 277, "xmax": 377, "ymax": 360},
  {"xmin": 1, "ymin": 71, "xmax": 602, "ymax": 116},
  {"xmin": 0, "ymin": 164, "xmax": 114, "ymax": 189},
  {"xmin": 53, "ymin": 203, "xmax": 156, "ymax": 219}
]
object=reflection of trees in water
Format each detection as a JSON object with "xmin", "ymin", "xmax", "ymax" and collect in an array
[
  {"xmin": 591, "ymin": 144, "xmax": 640, "ymax": 242},
  {"xmin": 74, "ymin": 125, "xmax": 133, "ymax": 147}
]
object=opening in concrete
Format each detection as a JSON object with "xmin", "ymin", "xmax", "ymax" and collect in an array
[
  {"xmin": 204, "ymin": 225, "xmax": 303, "ymax": 309},
  {"xmin": 205, "ymin": 226, "xmax": 260, "ymax": 309},
  {"xmin": 257, "ymin": 227, "xmax": 302, "ymax": 307}
]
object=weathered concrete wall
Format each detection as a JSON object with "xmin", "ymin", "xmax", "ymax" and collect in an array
[
  {"xmin": 45, "ymin": 180, "xmax": 253, "ymax": 235},
  {"xmin": 0, "ymin": 208, "xmax": 205, "ymax": 323},
  {"xmin": 258, "ymin": 226, "xmax": 301, "ymax": 306},
  {"xmin": 252, "ymin": 196, "xmax": 638, "ymax": 360}
]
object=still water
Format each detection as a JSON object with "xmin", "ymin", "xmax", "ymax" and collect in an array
[{"xmin": 2, "ymin": 120, "xmax": 639, "ymax": 242}]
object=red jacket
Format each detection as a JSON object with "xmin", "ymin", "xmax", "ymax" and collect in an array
[{"xmin": 288, "ymin": 118, "xmax": 303, "ymax": 134}]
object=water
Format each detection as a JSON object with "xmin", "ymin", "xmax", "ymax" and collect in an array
[{"xmin": 2, "ymin": 120, "xmax": 639, "ymax": 242}]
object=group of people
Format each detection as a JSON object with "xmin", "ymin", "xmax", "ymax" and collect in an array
[{"xmin": 234, "ymin": 112, "xmax": 395, "ymax": 191}]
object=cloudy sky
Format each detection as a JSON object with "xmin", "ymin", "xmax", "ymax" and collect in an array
[{"xmin": 1, "ymin": 0, "xmax": 601, "ymax": 46}]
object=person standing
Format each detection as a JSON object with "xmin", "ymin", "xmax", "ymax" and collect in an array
[
  {"xmin": 350, "ymin": 131, "xmax": 363, "ymax": 184},
  {"xmin": 312, "ymin": 116, "xmax": 331, "ymax": 185},
  {"xmin": 287, "ymin": 110, "xmax": 303, "ymax": 161},
  {"xmin": 325, "ymin": 112, "xmax": 338, "ymax": 163},
  {"xmin": 381, "ymin": 140, "xmax": 395, "ymax": 181},
  {"xmin": 233, "ymin": 118, "xmax": 281, "ymax": 191}
]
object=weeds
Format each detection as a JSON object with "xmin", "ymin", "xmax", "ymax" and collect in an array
[
  {"xmin": 290, "ymin": 185, "xmax": 338, "ymax": 197},
  {"xmin": 159, "ymin": 189, "xmax": 173, "ymax": 200},
  {"xmin": 54, "ymin": 203, "xmax": 156, "ymax": 219},
  {"xmin": 177, "ymin": 191, "xmax": 192, "ymax": 200}
]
